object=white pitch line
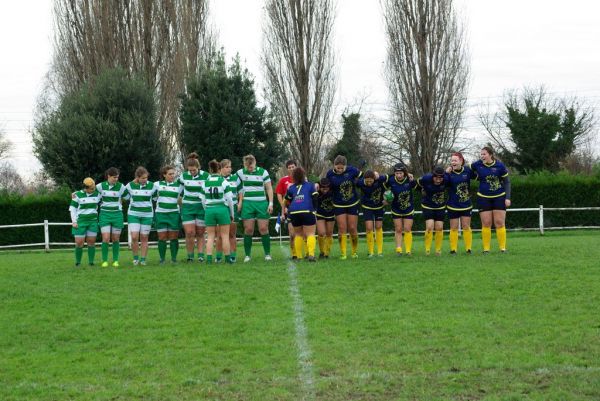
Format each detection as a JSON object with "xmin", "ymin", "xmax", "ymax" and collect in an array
[{"xmin": 283, "ymin": 246, "xmax": 316, "ymax": 400}]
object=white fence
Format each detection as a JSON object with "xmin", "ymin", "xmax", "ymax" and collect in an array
[{"xmin": 1, "ymin": 206, "xmax": 599, "ymax": 251}]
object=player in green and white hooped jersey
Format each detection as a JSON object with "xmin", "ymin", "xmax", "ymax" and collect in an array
[
  {"xmin": 178, "ymin": 153, "xmax": 209, "ymax": 263},
  {"xmin": 215, "ymin": 159, "xmax": 239, "ymax": 262},
  {"xmin": 125, "ymin": 166, "xmax": 157, "ymax": 266},
  {"xmin": 154, "ymin": 165, "xmax": 183, "ymax": 263},
  {"xmin": 97, "ymin": 167, "xmax": 129, "ymax": 268},
  {"xmin": 237, "ymin": 154, "xmax": 274, "ymax": 262},
  {"xmin": 69, "ymin": 177, "xmax": 101, "ymax": 266},
  {"xmin": 202, "ymin": 160, "xmax": 235, "ymax": 264}
]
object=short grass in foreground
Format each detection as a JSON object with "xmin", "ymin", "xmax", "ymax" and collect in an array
[{"xmin": 0, "ymin": 231, "xmax": 599, "ymax": 400}]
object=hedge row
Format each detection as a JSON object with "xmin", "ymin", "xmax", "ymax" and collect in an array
[{"xmin": 1, "ymin": 173, "xmax": 599, "ymax": 246}]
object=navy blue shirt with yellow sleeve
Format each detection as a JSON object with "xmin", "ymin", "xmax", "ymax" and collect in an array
[
  {"xmin": 357, "ymin": 174, "xmax": 388, "ymax": 210},
  {"xmin": 285, "ymin": 182, "xmax": 318, "ymax": 214},
  {"xmin": 417, "ymin": 174, "xmax": 447, "ymax": 210},
  {"xmin": 386, "ymin": 175, "xmax": 417, "ymax": 216},
  {"xmin": 446, "ymin": 166, "xmax": 475, "ymax": 211},
  {"xmin": 326, "ymin": 166, "xmax": 362, "ymax": 208},
  {"xmin": 470, "ymin": 160, "xmax": 508, "ymax": 198}
]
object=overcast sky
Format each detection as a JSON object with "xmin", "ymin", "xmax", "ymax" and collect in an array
[{"xmin": 1, "ymin": 0, "xmax": 599, "ymax": 177}]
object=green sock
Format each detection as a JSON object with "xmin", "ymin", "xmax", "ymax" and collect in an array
[
  {"xmin": 231, "ymin": 251, "xmax": 236, "ymax": 259},
  {"xmin": 101, "ymin": 242, "xmax": 109, "ymax": 262},
  {"xmin": 112, "ymin": 242, "xmax": 120, "ymax": 262},
  {"xmin": 88, "ymin": 246, "xmax": 96, "ymax": 264},
  {"xmin": 244, "ymin": 235, "xmax": 253, "ymax": 257},
  {"xmin": 261, "ymin": 234, "xmax": 271, "ymax": 256},
  {"xmin": 225, "ymin": 254, "xmax": 231, "ymax": 263},
  {"xmin": 75, "ymin": 247, "xmax": 83, "ymax": 264},
  {"xmin": 170, "ymin": 239, "xmax": 179, "ymax": 261},
  {"xmin": 140, "ymin": 257, "xmax": 146, "ymax": 263},
  {"xmin": 187, "ymin": 252, "xmax": 194, "ymax": 260},
  {"xmin": 133, "ymin": 255, "xmax": 139, "ymax": 261},
  {"xmin": 216, "ymin": 251, "xmax": 223, "ymax": 260},
  {"xmin": 198, "ymin": 252, "xmax": 204, "ymax": 260},
  {"xmin": 206, "ymin": 255, "xmax": 213, "ymax": 264},
  {"xmin": 158, "ymin": 240, "xmax": 167, "ymax": 261}
]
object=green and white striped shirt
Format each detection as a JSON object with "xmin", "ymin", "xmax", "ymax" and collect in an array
[
  {"xmin": 202, "ymin": 174, "xmax": 233, "ymax": 208},
  {"xmin": 224, "ymin": 173, "xmax": 239, "ymax": 205},
  {"xmin": 69, "ymin": 190, "xmax": 101, "ymax": 223},
  {"xmin": 153, "ymin": 180, "xmax": 183, "ymax": 213},
  {"xmin": 125, "ymin": 181, "xmax": 157, "ymax": 218},
  {"xmin": 236, "ymin": 167, "xmax": 271, "ymax": 202},
  {"xmin": 178, "ymin": 171, "xmax": 208, "ymax": 205},
  {"xmin": 96, "ymin": 181, "xmax": 128, "ymax": 212}
]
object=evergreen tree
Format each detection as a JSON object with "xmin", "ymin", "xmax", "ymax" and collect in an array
[
  {"xmin": 180, "ymin": 54, "xmax": 284, "ymax": 173},
  {"xmin": 33, "ymin": 68, "xmax": 163, "ymax": 188},
  {"xmin": 328, "ymin": 113, "xmax": 363, "ymax": 166}
]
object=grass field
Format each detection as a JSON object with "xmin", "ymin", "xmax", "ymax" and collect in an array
[{"xmin": 1, "ymin": 230, "xmax": 599, "ymax": 400}]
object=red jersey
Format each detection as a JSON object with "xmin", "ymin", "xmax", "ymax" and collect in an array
[{"xmin": 275, "ymin": 176, "xmax": 293, "ymax": 196}]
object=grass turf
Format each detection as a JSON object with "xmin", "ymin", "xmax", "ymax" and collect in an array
[{"xmin": 1, "ymin": 230, "xmax": 599, "ymax": 400}]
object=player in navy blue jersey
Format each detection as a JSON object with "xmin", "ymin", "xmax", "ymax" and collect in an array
[
  {"xmin": 284, "ymin": 167, "xmax": 319, "ymax": 262},
  {"xmin": 385, "ymin": 163, "xmax": 417, "ymax": 256},
  {"xmin": 417, "ymin": 166, "xmax": 448, "ymax": 255},
  {"xmin": 316, "ymin": 177, "xmax": 335, "ymax": 258},
  {"xmin": 357, "ymin": 170, "xmax": 388, "ymax": 257},
  {"xmin": 446, "ymin": 152, "xmax": 475, "ymax": 254},
  {"xmin": 326, "ymin": 155, "xmax": 362, "ymax": 259},
  {"xmin": 471, "ymin": 146, "xmax": 511, "ymax": 253}
]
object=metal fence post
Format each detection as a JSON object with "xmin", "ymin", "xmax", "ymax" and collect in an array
[
  {"xmin": 539, "ymin": 205, "xmax": 544, "ymax": 235},
  {"xmin": 44, "ymin": 220, "xmax": 50, "ymax": 252}
]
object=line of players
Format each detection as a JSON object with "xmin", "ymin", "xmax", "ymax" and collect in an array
[
  {"xmin": 68, "ymin": 146, "xmax": 510, "ymax": 266},
  {"xmin": 279, "ymin": 146, "xmax": 511, "ymax": 260}
]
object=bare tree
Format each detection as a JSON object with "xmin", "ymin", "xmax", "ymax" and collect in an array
[
  {"xmin": 262, "ymin": 0, "xmax": 337, "ymax": 174},
  {"xmin": 46, "ymin": 0, "xmax": 215, "ymax": 161},
  {"xmin": 0, "ymin": 128, "xmax": 12, "ymax": 160},
  {"xmin": 382, "ymin": 0, "xmax": 470, "ymax": 175}
]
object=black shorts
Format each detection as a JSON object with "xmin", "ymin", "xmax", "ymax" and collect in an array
[
  {"xmin": 477, "ymin": 196, "xmax": 506, "ymax": 211},
  {"xmin": 422, "ymin": 209, "xmax": 446, "ymax": 222},
  {"xmin": 391, "ymin": 209, "xmax": 414, "ymax": 220},
  {"xmin": 290, "ymin": 212, "xmax": 317, "ymax": 227},
  {"xmin": 334, "ymin": 204, "xmax": 360, "ymax": 216},
  {"xmin": 447, "ymin": 208, "xmax": 472, "ymax": 219},
  {"xmin": 316, "ymin": 213, "xmax": 335, "ymax": 222},
  {"xmin": 362, "ymin": 208, "xmax": 385, "ymax": 221}
]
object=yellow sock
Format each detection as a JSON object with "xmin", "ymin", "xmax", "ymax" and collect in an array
[
  {"xmin": 404, "ymin": 231, "xmax": 413, "ymax": 254},
  {"xmin": 294, "ymin": 236, "xmax": 304, "ymax": 259},
  {"xmin": 326, "ymin": 236, "xmax": 333, "ymax": 256},
  {"xmin": 395, "ymin": 246, "xmax": 403, "ymax": 254},
  {"xmin": 318, "ymin": 235, "xmax": 325, "ymax": 255},
  {"xmin": 496, "ymin": 226, "xmax": 507, "ymax": 250},
  {"xmin": 376, "ymin": 228, "xmax": 383, "ymax": 255},
  {"xmin": 290, "ymin": 239, "xmax": 296, "ymax": 258},
  {"xmin": 351, "ymin": 235, "xmax": 358, "ymax": 255},
  {"xmin": 307, "ymin": 235, "xmax": 316, "ymax": 257},
  {"xmin": 482, "ymin": 227, "xmax": 492, "ymax": 251},
  {"xmin": 303, "ymin": 238, "xmax": 308, "ymax": 258},
  {"xmin": 449, "ymin": 229, "xmax": 459, "ymax": 252},
  {"xmin": 339, "ymin": 234, "xmax": 347, "ymax": 257},
  {"xmin": 434, "ymin": 230, "xmax": 443, "ymax": 253},
  {"xmin": 463, "ymin": 228, "xmax": 472, "ymax": 251},
  {"xmin": 424, "ymin": 231, "xmax": 433, "ymax": 253},
  {"xmin": 366, "ymin": 231, "xmax": 374, "ymax": 255}
]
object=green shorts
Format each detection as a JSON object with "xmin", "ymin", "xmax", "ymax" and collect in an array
[
  {"xmin": 127, "ymin": 215, "xmax": 153, "ymax": 226},
  {"xmin": 72, "ymin": 220, "xmax": 99, "ymax": 237},
  {"xmin": 155, "ymin": 212, "xmax": 181, "ymax": 232},
  {"xmin": 99, "ymin": 210, "xmax": 124, "ymax": 229},
  {"xmin": 181, "ymin": 203, "xmax": 205, "ymax": 225},
  {"xmin": 205, "ymin": 206, "xmax": 232, "ymax": 227},
  {"xmin": 241, "ymin": 200, "xmax": 270, "ymax": 220}
]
